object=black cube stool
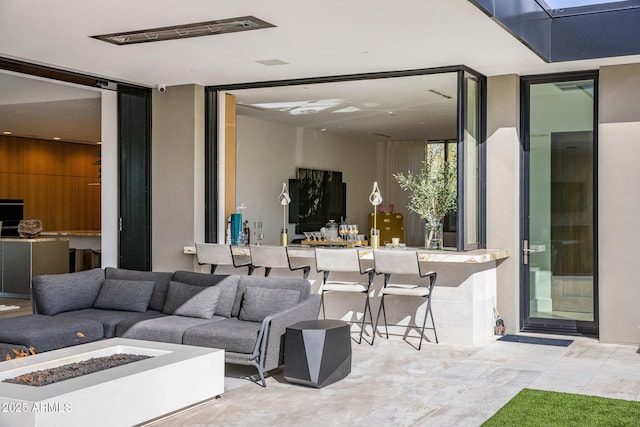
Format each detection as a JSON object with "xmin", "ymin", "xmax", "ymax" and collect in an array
[{"xmin": 284, "ymin": 319, "xmax": 351, "ymax": 388}]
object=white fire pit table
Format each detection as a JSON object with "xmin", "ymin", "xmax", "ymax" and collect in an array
[{"xmin": 0, "ymin": 338, "xmax": 224, "ymax": 426}]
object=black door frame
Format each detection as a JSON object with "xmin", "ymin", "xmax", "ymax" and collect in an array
[{"xmin": 519, "ymin": 70, "xmax": 599, "ymax": 337}]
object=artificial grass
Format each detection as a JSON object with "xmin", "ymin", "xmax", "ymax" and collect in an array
[{"xmin": 482, "ymin": 388, "xmax": 640, "ymax": 426}]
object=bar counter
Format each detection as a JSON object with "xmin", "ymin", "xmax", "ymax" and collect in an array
[
  {"xmin": 184, "ymin": 244, "xmax": 508, "ymax": 264},
  {"xmin": 185, "ymin": 244, "xmax": 509, "ymax": 346}
]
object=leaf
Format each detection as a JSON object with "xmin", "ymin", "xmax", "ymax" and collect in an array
[{"xmin": 77, "ymin": 332, "xmax": 85, "ymax": 338}]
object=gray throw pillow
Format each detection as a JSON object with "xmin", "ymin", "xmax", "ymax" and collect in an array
[
  {"xmin": 93, "ymin": 279, "xmax": 155, "ymax": 313},
  {"xmin": 238, "ymin": 287, "xmax": 300, "ymax": 322},
  {"xmin": 163, "ymin": 281, "xmax": 221, "ymax": 319}
]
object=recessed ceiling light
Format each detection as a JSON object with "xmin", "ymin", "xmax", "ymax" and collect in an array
[
  {"xmin": 53, "ymin": 137, "xmax": 61, "ymax": 140},
  {"xmin": 2, "ymin": 131, "xmax": 11, "ymax": 135},
  {"xmin": 91, "ymin": 16, "xmax": 275, "ymax": 46}
]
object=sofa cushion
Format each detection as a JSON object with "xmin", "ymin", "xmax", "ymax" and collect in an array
[
  {"xmin": 231, "ymin": 275, "xmax": 311, "ymax": 318},
  {"xmin": 105, "ymin": 267, "xmax": 173, "ymax": 312},
  {"xmin": 93, "ymin": 279, "xmax": 155, "ymax": 313},
  {"xmin": 0, "ymin": 314, "xmax": 103, "ymax": 353},
  {"xmin": 238, "ymin": 287, "xmax": 300, "ymax": 322},
  {"xmin": 56, "ymin": 309, "xmax": 165, "ymax": 338},
  {"xmin": 32, "ymin": 268, "xmax": 105, "ymax": 315},
  {"xmin": 183, "ymin": 318, "xmax": 262, "ymax": 354},
  {"xmin": 119, "ymin": 315, "xmax": 224, "ymax": 344},
  {"xmin": 162, "ymin": 281, "xmax": 221, "ymax": 319},
  {"xmin": 171, "ymin": 272, "xmax": 240, "ymax": 318}
]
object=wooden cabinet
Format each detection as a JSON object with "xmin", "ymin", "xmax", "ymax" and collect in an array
[{"xmin": 369, "ymin": 213, "xmax": 404, "ymax": 245}]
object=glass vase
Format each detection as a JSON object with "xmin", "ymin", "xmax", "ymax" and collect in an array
[{"xmin": 425, "ymin": 221, "xmax": 443, "ymax": 250}]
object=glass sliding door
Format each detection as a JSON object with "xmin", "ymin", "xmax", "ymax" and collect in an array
[{"xmin": 521, "ymin": 72, "xmax": 598, "ymax": 335}]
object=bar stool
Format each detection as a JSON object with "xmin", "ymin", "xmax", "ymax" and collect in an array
[
  {"xmin": 373, "ymin": 249, "xmax": 438, "ymax": 350},
  {"xmin": 249, "ymin": 245, "xmax": 310, "ymax": 279},
  {"xmin": 195, "ymin": 242, "xmax": 254, "ymax": 275},
  {"xmin": 314, "ymin": 248, "xmax": 375, "ymax": 344}
]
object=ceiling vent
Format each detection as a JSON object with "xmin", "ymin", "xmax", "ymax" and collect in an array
[{"xmin": 91, "ymin": 16, "xmax": 275, "ymax": 46}]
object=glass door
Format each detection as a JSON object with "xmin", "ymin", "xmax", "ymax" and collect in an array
[{"xmin": 521, "ymin": 73, "xmax": 598, "ymax": 336}]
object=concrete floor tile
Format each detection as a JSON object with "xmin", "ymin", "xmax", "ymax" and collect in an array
[{"xmin": 145, "ymin": 335, "xmax": 640, "ymax": 427}]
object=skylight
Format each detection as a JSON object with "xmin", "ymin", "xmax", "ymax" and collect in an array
[{"xmin": 538, "ymin": 0, "xmax": 640, "ymax": 16}]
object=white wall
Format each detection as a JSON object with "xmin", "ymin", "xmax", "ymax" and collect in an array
[
  {"xmin": 236, "ymin": 115, "xmax": 377, "ymax": 244},
  {"xmin": 100, "ymin": 90, "xmax": 118, "ymax": 268}
]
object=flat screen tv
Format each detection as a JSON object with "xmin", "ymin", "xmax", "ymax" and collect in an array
[{"xmin": 289, "ymin": 168, "xmax": 346, "ymax": 233}]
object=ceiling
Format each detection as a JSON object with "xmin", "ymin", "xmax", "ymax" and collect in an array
[{"xmin": 1, "ymin": 0, "xmax": 639, "ymax": 143}]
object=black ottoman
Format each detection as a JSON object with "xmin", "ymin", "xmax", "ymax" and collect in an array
[
  {"xmin": 0, "ymin": 314, "xmax": 103, "ymax": 354},
  {"xmin": 284, "ymin": 319, "xmax": 351, "ymax": 388}
]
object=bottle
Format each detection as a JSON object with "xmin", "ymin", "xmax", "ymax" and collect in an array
[{"xmin": 243, "ymin": 220, "xmax": 250, "ymax": 245}]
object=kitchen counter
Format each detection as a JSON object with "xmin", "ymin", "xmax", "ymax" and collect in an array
[
  {"xmin": 40, "ymin": 230, "xmax": 101, "ymax": 250},
  {"xmin": 0, "ymin": 238, "xmax": 69, "ymax": 298}
]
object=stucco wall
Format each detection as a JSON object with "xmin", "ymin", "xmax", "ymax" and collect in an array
[
  {"xmin": 486, "ymin": 74, "xmax": 520, "ymax": 335},
  {"xmin": 598, "ymin": 63, "xmax": 640, "ymax": 344},
  {"xmin": 151, "ymin": 84, "xmax": 204, "ymax": 272}
]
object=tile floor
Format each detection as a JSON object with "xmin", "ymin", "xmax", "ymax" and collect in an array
[{"xmin": 145, "ymin": 332, "xmax": 640, "ymax": 427}]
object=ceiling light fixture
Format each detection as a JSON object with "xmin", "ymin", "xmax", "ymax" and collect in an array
[
  {"xmin": 91, "ymin": 16, "xmax": 275, "ymax": 46},
  {"xmin": 2, "ymin": 131, "xmax": 11, "ymax": 135}
]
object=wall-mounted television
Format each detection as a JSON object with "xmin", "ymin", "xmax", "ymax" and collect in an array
[{"xmin": 288, "ymin": 168, "xmax": 346, "ymax": 233}]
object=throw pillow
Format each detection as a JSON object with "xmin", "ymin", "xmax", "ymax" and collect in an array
[
  {"xmin": 238, "ymin": 287, "xmax": 300, "ymax": 322},
  {"xmin": 163, "ymin": 281, "xmax": 221, "ymax": 319},
  {"xmin": 93, "ymin": 279, "xmax": 155, "ymax": 313}
]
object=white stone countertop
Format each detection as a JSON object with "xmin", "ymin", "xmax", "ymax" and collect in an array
[
  {"xmin": 40, "ymin": 230, "xmax": 101, "ymax": 236},
  {"xmin": 184, "ymin": 244, "xmax": 509, "ymax": 264}
]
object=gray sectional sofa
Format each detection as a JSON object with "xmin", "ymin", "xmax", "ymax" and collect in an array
[{"xmin": 0, "ymin": 267, "xmax": 321, "ymax": 386}]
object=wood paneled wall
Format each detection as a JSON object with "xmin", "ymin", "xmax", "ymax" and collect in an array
[{"xmin": 0, "ymin": 135, "xmax": 101, "ymax": 231}]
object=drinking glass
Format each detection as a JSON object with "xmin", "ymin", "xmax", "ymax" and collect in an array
[
  {"xmin": 339, "ymin": 224, "xmax": 348, "ymax": 241},
  {"xmin": 350, "ymin": 224, "xmax": 359, "ymax": 241}
]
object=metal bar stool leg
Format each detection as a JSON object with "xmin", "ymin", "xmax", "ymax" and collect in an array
[
  {"xmin": 321, "ymin": 291, "xmax": 327, "ymax": 319},
  {"xmin": 418, "ymin": 298, "xmax": 430, "ymax": 351},
  {"xmin": 428, "ymin": 297, "xmax": 438, "ymax": 344},
  {"xmin": 366, "ymin": 294, "xmax": 375, "ymax": 345},
  {"xmin": 374, "ymin": 294, "xmax": 389, "ymax": 339}
]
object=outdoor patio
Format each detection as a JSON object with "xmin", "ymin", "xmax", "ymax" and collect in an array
[{"xmin": 146, "ymin": 332, "xmax": 640, "ymax": 426}]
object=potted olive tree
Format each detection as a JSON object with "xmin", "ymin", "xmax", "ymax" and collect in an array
[{"xmin": 393, "ymin": 144, "xmax": 457, "ymax": 250}]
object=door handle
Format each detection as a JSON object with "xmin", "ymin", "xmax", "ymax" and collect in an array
[{"xmin": 523, "ymin": 240, "xmax": 533, "ymax": 264}]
